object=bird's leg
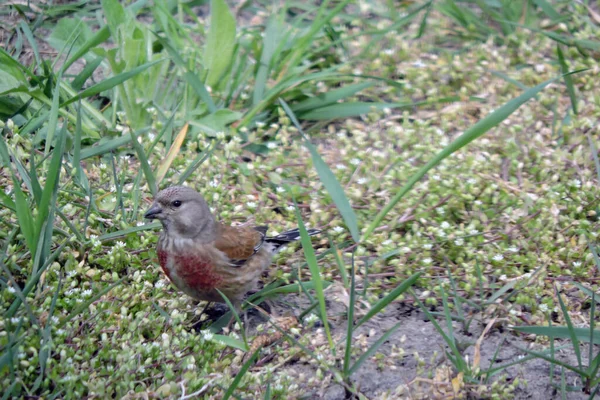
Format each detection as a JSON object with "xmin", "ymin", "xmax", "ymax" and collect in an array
[
  {"xmin": 225, "ymin": 299, "xmax": 244, "ymax": 332},
  {"xmin": 190, "ymin": 301, "xmax": 213, "ymax": 330}
]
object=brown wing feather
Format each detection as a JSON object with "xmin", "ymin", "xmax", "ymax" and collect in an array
[{"xmin": 214, "ymin": 223, "xmax": 265, "ymax": 262}]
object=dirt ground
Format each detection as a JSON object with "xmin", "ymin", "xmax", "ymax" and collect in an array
[{"xmin": 240, "ymin": 293, "xmax": 592, "ymax": 400}]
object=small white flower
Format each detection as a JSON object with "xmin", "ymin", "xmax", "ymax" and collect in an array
[
  {"xmin": 337, "ymin": 132, "xmax": 346, "ymax": 139},
  {"xmin": 436, "ymin": 207, "xmax": 445, "ymax": 215},
  {"xmin": 51, "ymin": 316, "xmax": 59, "ymax": 324},
  {"xmin": 209, "ymin": 179, "xmax": 219, "ymax": 188},
  {"xmin": 115, "ymin": 241, "xmax": 126, "ymax": 249},
  {"xmin": 148, "ymin": 133, "xmax": 156, "ymax": 141},
  {"xmin": 509, "ymin": 309, "xmax": 518, "ymax": 316},
  {"xmin": 82, "ymin": 289, "xmax": 92, "ymax": 297},
  {"xmin": 216, "ymin": 131, "xmax": 226, "ymax": 140},
  {"xmin": 454, "ymin": 238, "xmax": 464, "ymax": 246},
  {"xmin": 255, "ymin": 122, "xmax": 266, "ymax": 128},
  {"xmin": 422, "ymin": 258, "xmax": 432, "ymax": 265},
  {"xmin": 412, "ymin": 60, "xmax": 426, "ymax": 68},
  {"xmin": 508, "ymin": 246, "xmax": 519, "ymax": 253},
  {"xmin": 432, "ymin": 175, "xmax": 441, "ymax": 181},
  {"xmin": 383, "ymin": 48, "xmax": 394, "ymax": 55},
  {"xmin": 573, "ymin": 261, "xmax": 582, "ymax": 267},
  {"xmin": 469, "ymin": 229, "xmax": 479, "ymax": 235},
  {"xmin": 286, "ymin": 205, "xmax": 295, "ymax": 211},
  {"xmin": 357, "ymin": 177, "xmax": 368, "ymax": 185},
  {"xmin": 474, "ymin": 200, "xmax": 482, "ymax": 205},
  {"xmin": 382, "ymin": 239, "xmax": 393, "ymax": 245},
  {"xmin": 67, "ymin": 270, "xmax": 77, "ymax": 278},
  {"xmin": 305, "ymin": 314, "xmax": 319, "ymax": 324},
  {"xmin": 466, "ymin": 178, "xmax": 477, "ymax": 185},
  {"xmin": 333, "ymin": 226, "xmax": 344, "ymax": 233},
  {"xmin": 7, "ymin": 286, "xmax": 16, "ymax": 294},
  {"xmin": 492, "ymin": 254, "xmax": 504, "ymax": 262},
  {"xmin": 276, "ymin": 186, "xmax": 285, "ymax": 193},
  {"xmin": 137, "ymin": 221, "xmax": 145, "ymax": 227},
  {"xmin": 350, "ymin": 158, "xmax": 360, "ymax": 166},
  {"xmin": 247, "ymin": 202, "xmax": 257, "ymax": 208},
  {"xmin": 267, "ymin": 142, "xmax": 277, "ymax": 149},
  {"xmin": 202, "ymin": 330, "xmax": 214, "ymax": 341},
  {"xmin": 155, "ymin": 280, "xmax": 166, "ymax": 289},
  {"xmin": 423, "ymin": 243, "xmax": 433, "ymax": 250},
  {"xmin": 10, "ymin": 317, "xmax": 20, "ymax": 324},
  {"xmin": 440, "ymin": 221, "xmax": 450, "ymax": 229},
  {"xmin": 335, "ymin": 164, "xmax": 347, "ymax": 170},
  {"xmin": 539, "ymin": 304, "xmax": 549, "ymax": 313}
]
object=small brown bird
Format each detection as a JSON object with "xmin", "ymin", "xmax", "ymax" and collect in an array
[{"xmin": 144, "ymin": 186, "xmax": 320, "ymax": 312}]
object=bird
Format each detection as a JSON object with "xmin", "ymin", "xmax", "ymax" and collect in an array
[{"xmin": 144, "ymin": 186, "xmax": 320, "ymax": 314}]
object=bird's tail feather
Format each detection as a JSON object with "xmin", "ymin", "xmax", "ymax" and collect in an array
[{"xmin": 265, "ymin": 228, "xmax": 320, "ymax": 252}]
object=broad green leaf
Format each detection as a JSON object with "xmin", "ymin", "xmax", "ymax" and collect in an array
[
  {"xmin": 101, "ymin": 0, "xmax": 127, "ymax": 38},
  {"xmin": 195, "ymin": 109, "xmax": 242, "ymax": 133},
  {"xmin": 253, "ymin": 14, "xmax": 281, "ymax": 106},
  {"xmin": 204, "ymin": 0, "xmax": 236, "ymax": 88},
  {"xmin": 47, "ymin": 18, "xmax": 92, "ymax": 55}
]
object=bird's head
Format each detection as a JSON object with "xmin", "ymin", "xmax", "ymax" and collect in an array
[{"xmin": 144, "ymin": 186, "xmax": 216, "ymax": 241}]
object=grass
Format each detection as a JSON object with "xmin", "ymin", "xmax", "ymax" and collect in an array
[{"xmin": 1, "ymin": 0, "xmax": 600, "ymax": 398}]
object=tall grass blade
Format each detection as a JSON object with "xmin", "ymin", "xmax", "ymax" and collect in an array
[
  {"xmin": 356, "ymin": 271, "xmax": 421, "ymax": 327},
  {"xmin": 280, "ymin": 98, "xmax": 360, "ymax": 242},
  {"xmin": 61, "ymin": 59, "xmax": 166, "ymax": 107},
  {"xmin": 292, "ymin": 194, "xmax": 335, "ymax": 354},
  {"xmin": 363, "ymin": 72, "xmax": 586, "ymax": 241}
]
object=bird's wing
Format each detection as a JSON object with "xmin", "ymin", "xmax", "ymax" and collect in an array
[{"xmin": 214, "ymin": 223, "xmax": 267, "ymax": 266}]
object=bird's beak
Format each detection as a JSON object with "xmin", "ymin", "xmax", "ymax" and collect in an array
[{"xmin": 144, "ymin": 204, "xmax": 163, "ymax": 219}]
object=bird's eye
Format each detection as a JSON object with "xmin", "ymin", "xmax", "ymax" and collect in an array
[{"xmin": 172, "ymin": 200, "xmax": 182, "ymax": 207}]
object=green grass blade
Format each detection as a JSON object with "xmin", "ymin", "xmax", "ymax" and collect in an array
[
  {"xmin": 356, "ymin": 271, "xmax": 421, "ymax": 328},
  {"xmin": 129, "ymin": 127, "xmax": 157, "ymax": 195},
  {"xmin": 362, "ymin": 73, "xmax": 584, "ymax": 241},
  {"xmin": 61, "ymin": 59, "xmax": 166, "ymax": 107},
  {"xmin": 63, "ymin": 26, "xmax": 111, "ymax": 73},
  {"xmin": 343, "ymin": 249, "xmax": 357, "ymax": 377},
  {"xmin": 556, "ymin": 287, "xmax": 582, "ymax": 370},
  {"xmin": 222, "ymin": 349, "xmax": 261, "ymax": 400},
  {"xmin": 280, "ymin": 98, "xmax": 360, "ymax": 242},
  {"xmin": 512, "ymin": 326, "xmax": 600, "ymax": 345},
  {"xmin": 292, "ymin": 193, "xmax": 335, "ymax": 354},
  {"xmin": 153, "ymin": 33, "xmax": 217, "ymax": 113},
  {"xmin": 556, "ymin": 45, "xmax": 577, "ymax": 115},
  {"xmin": 348, "ymin": 321, "xmax": 403, "ymax": 376},
  {"xmin": 253, "ymin": 13, "xmax": 280, "ymax": 106},
  {"xmin": 35, "ymin": 124, "xmax": 66, "ymax": 254},
  {"xmin": 44, "ymin": 71, "xmax": 63, "ymax": 155},
  {"xmin": 292, "ymin": 81, "xmax": 374, "ymax": 113},
  {"xmin": 177, "ymin": 141, "xmax": 219, "ymax": 185}
]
